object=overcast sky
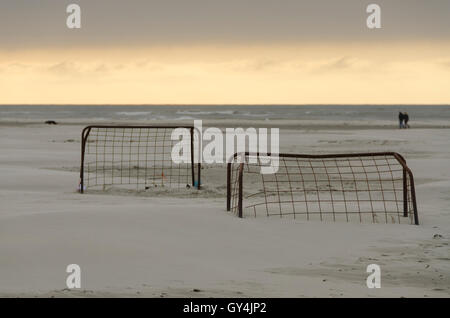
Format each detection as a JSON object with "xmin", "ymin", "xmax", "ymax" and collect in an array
[
  {"xmin": 0, "ymin": 1, "xmax": 449, "ymax": 104},
  {"xmin": 1, "ymin": 0, "xmax": 450, "ymax": 48}
]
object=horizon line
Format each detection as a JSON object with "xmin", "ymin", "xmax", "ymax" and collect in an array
[{"xmin": 1, "ymin": 104, "xmax": 450, "ymax": 107}]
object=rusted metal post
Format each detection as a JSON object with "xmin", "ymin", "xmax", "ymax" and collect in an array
[
  {"xmin": 190, "ymin": 127, "xmax": 195, "ymax": 188},
  {"xmin": 238, "ymin": 163, "xmax": 244, "ymax": 218},
  {"xmin": 403, "ymin": 168, "xmax": 408, "ymax": 217},
  {"xmin": 79, "ymin": 127, "xmax": 91, "ymax": 194},
  {"xmin": 408, "ymin": 170, "xmax": 419, "ymax": 225},
  {"xmin": 227, "ymin": 163, "xmax": 231, "ymax": 211}
]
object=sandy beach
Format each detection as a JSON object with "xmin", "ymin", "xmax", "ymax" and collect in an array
[{"xmin": 1, "ymin": 119, "xmax": 449, "ymax": 297}]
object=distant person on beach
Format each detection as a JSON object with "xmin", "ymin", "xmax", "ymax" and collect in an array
[
  {"xmin": 404, "ymin": 112, "xmax": 410, "ymax": 128},
  {"xmin": 398, "ymin": 112, "xmax": 405, "ymax": 128}
]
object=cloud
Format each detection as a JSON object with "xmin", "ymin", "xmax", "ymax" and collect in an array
[
  {"xmin": 229, "ymin": 59, "xmax": 282, "ymax": 73},
  {"xmin": 0, "ymin": 62, "xmax": 32, "ymax": 75},
  {"xmin": 45, "ymin": 61, "xmax": 115, "ymax": 78},
  {"xmin": 439, "ymin": 60, "xmax": 450, "ymax": 69},
  {"xmin": 314, "ymin": 57, "xmax": 354, "ymax": 73},
  {"xmin": 246, "ymin": 59, "xmax": 279, "ymax": 72},
  {"xmin": 47, "ymin": 61, "xmax": 80, "ymax": 76},
  {"xmin": 93, "ymin": 64, "xmax": 109, "ymax": 73},
  {"xmin": 133, "ymin": 60, "xmax": 166, "ymax": 72},
  {"xmin": 7, "ymin": 62, "xmax": 32, "ymax": 70}
]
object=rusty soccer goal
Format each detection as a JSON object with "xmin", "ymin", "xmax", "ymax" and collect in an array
[
  {"xmin": 80, "ymin": 125, "xmax": 201, "ymax": 192},
  {"xmin": 227, "ymin": 152, "xmax": 418, "ymax": 225}
]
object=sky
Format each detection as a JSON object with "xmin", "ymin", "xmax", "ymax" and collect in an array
[{"xmin": 0, "ymin": 0, "xmax": 449, "ymax": 104}]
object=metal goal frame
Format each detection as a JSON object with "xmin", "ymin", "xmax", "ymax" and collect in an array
[
  {"xmin": 80, "ymin": 125, "xmax": 201, "ymax": 193},
  {"xmin": 227, "ymin": 152, "xmax": 419, "ymax": 225}
]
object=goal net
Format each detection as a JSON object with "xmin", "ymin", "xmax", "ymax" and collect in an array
[
  {"xmin": 227, "ymin": 152, "xmax": 418, "ymax": 225},
  {"xmin": 80, "ymin": 125, "xmax": 201, "ymax": 192}
]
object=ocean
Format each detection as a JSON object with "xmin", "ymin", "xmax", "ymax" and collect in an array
[{"xmin": 1, "ymin": 105, "xmax": 450, "ymax": 123}]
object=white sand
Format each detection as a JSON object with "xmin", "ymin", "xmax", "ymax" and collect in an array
[{"xmin": 0, "ymin": 121, "xmax": 449, "ymax": 297}]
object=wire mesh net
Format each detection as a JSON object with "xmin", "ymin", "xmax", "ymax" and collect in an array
[
  {"xmin": 80, "ymin": 126, "xmax": 200, "ymax": 191},
  {"xmin": 228, "ymin": 152, "xmax": 418, "ymax": 225}
]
